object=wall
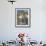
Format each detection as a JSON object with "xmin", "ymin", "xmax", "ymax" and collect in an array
[{"xmin": 0, "ymin": 0, "xmax": 46, "ymax": 42}]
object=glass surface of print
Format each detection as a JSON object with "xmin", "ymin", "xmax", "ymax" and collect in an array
[{"xmin": 15, "ymin": 8, "xmax": 31, "ymax": 28}]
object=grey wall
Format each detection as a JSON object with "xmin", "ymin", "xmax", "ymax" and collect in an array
[{"xmin": 0, "ymin": 0, "xmax": 46, "ymax": 42}]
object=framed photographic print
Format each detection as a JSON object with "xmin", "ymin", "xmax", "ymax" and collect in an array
[{"xmin": 15, "ymin": 8, "xmax": 31, "ymax": 28}]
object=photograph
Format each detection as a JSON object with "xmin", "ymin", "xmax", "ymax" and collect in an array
[
  {"xmin": 0, "ymin": 0, "xmax": 46, "ymax": 46},
  {"xmin": 15, "ymin": 8, "xmax": 31, "ymax": 28}
]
